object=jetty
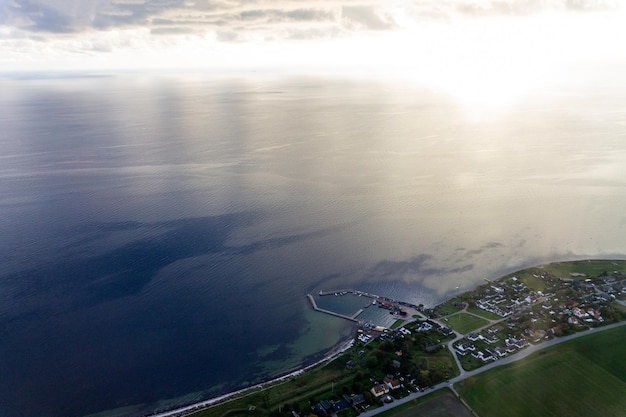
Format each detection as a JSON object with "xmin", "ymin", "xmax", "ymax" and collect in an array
[
  {"xmin": 307, "ymin": 289, "xmax": 419, "ymax": 323},
  {"xmin": 306, "ymin": 294, "xmax": 363, "ymax": 322}
]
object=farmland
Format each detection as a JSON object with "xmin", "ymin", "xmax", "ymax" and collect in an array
[{"xmin": 456, "ymin": 325, "xmax": 626, "ymax": 417}]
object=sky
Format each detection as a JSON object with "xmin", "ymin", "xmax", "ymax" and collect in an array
[{"xmin": 2, "ymin": 0, "xmax": 626, "ymax": 111}]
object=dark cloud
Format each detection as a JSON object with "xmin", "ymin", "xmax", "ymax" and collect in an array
[
  {"xmin": 1, "ymin": 0, "xmax": 622, "ymax": 41},
  {"xmin": 236, "ymin": 8, "xmax": 335, "ymax": 23},
  {"xmin": 3, "ymin": 0, "xmax": 187, "ymax": 33},
  {"xmin": 93, "ymin": 0, "xmax": 188, "ymax": 29},
  {"xmin": 4, "ymin": 0, "xmax": 90, "ymax": 33}
]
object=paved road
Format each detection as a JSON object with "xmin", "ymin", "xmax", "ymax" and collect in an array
[{"xmin": 358, "ymin": 320, "xmax": 626, "ymax": 417}]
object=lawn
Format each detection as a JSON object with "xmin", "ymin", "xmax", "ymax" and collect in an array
[
  {"xmin": 456, "ymin": 325, "xmax": 626, "ymax": 417},
  {"xmin": 377, "ymin": 390, "xmax": 472, "ymax": 417},
  {"xmin": 391, "ymin": 319, "xmax": 405, "ymax": 329},
  {"xmin": 444, "ymin": 313, "xmax": 489, "ymax": 334},
  {"xmin": 514, "ymin": 273, "xmax": 547, "ymax": 292},
  {"xmin": 434, "ymin": 298, "xmax": 465, "ymax": 316},
  {"xmin": 529, "ymin": 260, "xmax": 626, "ymax": 281},
  {"xmin": 465, "ymin": 308, "xmax": 501, "ymax": 321}
]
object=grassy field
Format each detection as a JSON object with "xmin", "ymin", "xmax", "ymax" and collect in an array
[
  {"xmin": 465, "ymin": 308, "xmax": 501, "ymax": 321},
  {"xmin": 443, "ymin": 313, "xmax": 489, "ymax": 334},
  {"xmin": 539, "ymin": 260, "xmax": 626, "ymax": 279},
  {"xmin": 187, "ymin": 361, "xmax": 353, "ymax": 417},
  {"xmin": 434, "ymin": 298, "xmax": 465, "ymax": 316},
  {"xmin": 493, "ymin": 259, "xmax": 626, "ymax": 292},
  {"xmin": 377, "ymin": 390, "xmax": 472, "ymax": 417},
  {"xmin": 456, "ymin": 325, "xmax": 626, "ymax": 417}
]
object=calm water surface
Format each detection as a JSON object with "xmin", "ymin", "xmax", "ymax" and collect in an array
[{"xmin": 0, "ymin": 72, "xmax": 625, "ymax": 417}]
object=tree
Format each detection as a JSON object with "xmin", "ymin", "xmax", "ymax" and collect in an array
[
  {"xmin": 366, "ymin": 355, "xmax": 378, "ymax": 369},
  {"xmin": 417, "ymin": 370, "xmax": 431, "ymax": 387}
]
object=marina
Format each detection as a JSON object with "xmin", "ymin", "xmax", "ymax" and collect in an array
[{"xmin": 307, "ymin": 289, "xmax": 420, "ymax": 328}]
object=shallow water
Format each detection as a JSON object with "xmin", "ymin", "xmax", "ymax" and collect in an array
[{"xmin": 0, "ymin": 72, "xmax": 625, "ymax": 417}]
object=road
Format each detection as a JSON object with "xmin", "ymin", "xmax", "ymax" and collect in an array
[
  {"xmin": 357, "ymin": 320, "xmax": 626, "ymax": 417},
  {"xmin": 157, "ymin": 310, "xmax": 626, "ymax": 417}
]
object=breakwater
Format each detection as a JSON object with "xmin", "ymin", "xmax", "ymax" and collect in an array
[
  {"xmin": 307, "ymin": 289, "xmax": 421, "ymax": 323},
  {"xmin": 306, "ymin": 294, "xmax": 363, "ymax": 322}
]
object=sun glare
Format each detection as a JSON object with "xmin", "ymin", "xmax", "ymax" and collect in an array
[{"xmin": 319, "ymin": 9, "xmax": 626, "ymax": 122}]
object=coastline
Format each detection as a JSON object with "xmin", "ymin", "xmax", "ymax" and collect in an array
[
  {"xmin": 146, "ymin": 258, "xmax": 626, "ymax": 417},
  {"xmin": 150, "ymin": 338, "xmax": 355, "ymax": 417}
]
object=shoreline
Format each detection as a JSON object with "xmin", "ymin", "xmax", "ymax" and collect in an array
[
  {"xmin": 149, "ymin": 338, "xmax": 355, "ymax": 417},
  {"xmin": 147, "ymin": 258, "xmax": 626, "ymax": 417}
]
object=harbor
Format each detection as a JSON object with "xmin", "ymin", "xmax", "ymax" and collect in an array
[
  {"xmin": 306, "ymin": 294, "xmax": 363, "ymax": 322},
  {"xmin": 307, "ymin": 289, "xmax": 421, "ymax": 328}
]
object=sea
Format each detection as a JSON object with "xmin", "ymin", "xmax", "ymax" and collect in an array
[{"xmin": 1, "ymin": 70, "xmax": 625, "ymax": 417}]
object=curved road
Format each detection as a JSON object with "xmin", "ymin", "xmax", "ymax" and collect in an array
[
  {"xmin": 357, "ymin": 320, "xmax": 626, "ymax": 417},
  {"xmin": 157, "ymin": 317, "xmax": 626, "ymax": 417}
]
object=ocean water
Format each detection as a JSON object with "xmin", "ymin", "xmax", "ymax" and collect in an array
[{"xmin": 1, "ymin": 72, "xmax": 626, "ymax": 417}]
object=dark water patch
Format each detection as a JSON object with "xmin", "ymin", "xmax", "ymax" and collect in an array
[
  {"xmin": 369, "ymin": 254, "xmax": 473, "ymax": 284},
  {"xmin": 372, "ymin": 254, "xmax": 433, "ymax": 276},
  {"xmin": 305, "ymin": 273, "xmax": 342, "ymax": 293},
  {"xmin": 4, "ymin": 212, "xmax": 262, "ymax": 305}
]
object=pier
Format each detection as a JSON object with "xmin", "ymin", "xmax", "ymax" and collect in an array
[
  {"xmin": 306, "ymin": 294, "xmax": 363, "ymax": 322},
  {"xmin": 308, "ymin": 288, "xmax": 422, "ymax": 326}
]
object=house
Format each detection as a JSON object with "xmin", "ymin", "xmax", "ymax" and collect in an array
[
  {"xmin": 371, "ymin": 384, "xmax": 389, "ymax": 398},
  {"xmin": 480, "ymin": 333, "xmax": 499, "ymax": 344},
  {"xmin": 417, "ymin": 322, "xmax": 432, "ymax": 332},
  {"xmin": 384, "ymin": 376, "xmax": 401, "ymax": 390},
  {"xmin": 313, "ymin": 400, "xmax": 333, "ymax": 416},
  {"xmin": 332, "ymin": 400, "xmax": 349, "ymax": 413},
  {"xmin": 343, "ymin": 394, "xmax": 365, "ymax": 407},
  {"xmin": 495, "ymin": 346, "xmax": 508, "ymax": 357},
  {"xmin": 441, "ymin": 327, "xmax": 453, "ymax": 336},
  {"xmin": 479, "ymin": 351, "xmax": 496, "ymax": 362},
  {"xmin": 455, "ymin": 341, "xmax": 475, "ymax": 355}
]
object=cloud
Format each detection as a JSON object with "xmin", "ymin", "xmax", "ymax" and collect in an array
[
  {"xmin": 3, "ymin": 1, "xmax": 622, "ymax": 38},
  {"xmin": 1, "ymin": 0, "xmax": 624, "ymax": 70},
  {"xmin": 341, "ymin": 5, "xmax": 395, "ymax": 30}
]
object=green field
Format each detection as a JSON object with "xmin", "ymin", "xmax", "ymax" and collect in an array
[
  {"xmin": 503, "ymin": 259, "xmax": 626, "ymax": 283},
  {"xmin": 456, "ymin": 325, "xmax": 626, "ymax": 417},
  {"xmin": 376, "ymin": 390, "xmax": 472, "ymax": 417},
  {"xmin": 539, "ymin": 259, "xmax": 626, "ymax": 279},
  {"xmin": 434, "ymin": 298, "xmax": 465, "ymax": 316},
  {"xmin": 444, "ymin": 313, "xmax": 489, "ymax": 334},
  {"xmin": 465, "ymin": 307, "xmax": 501, "ymax": 321}
]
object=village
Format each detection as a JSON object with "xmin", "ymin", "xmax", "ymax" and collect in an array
[{"xmin": 302, "ymin": 262, "xmax": 626, "ymax": 417}]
